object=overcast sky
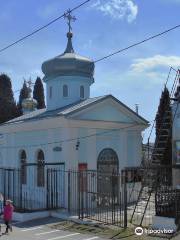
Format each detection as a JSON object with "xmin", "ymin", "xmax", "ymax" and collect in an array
[{"xmin": 0, "ymin": 0, "xmax": 180, "ymax": 142}]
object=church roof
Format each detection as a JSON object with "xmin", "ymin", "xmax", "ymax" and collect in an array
[
  {"xmin": 3, "ymin": 95, "xmax": 148, "ymax": 126},
  {"xmin": 42, "ymin": 32, "xmax": 94, "ymax": 80}
]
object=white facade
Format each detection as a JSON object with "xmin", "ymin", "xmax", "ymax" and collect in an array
[
  {"xmin": 0, "ymin": 97, "xmax": 147, "ymax": 171},
  {"xmin": 0, "ymin": 30, "xmax": 148, "ymax": 210}
]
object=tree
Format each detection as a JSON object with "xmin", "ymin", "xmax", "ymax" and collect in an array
[
  {"xmin": 18, "ymin": 80, "xmax": 29, "ymax": 115},
  {"xmin": 33, "ymin": 77, "xmax": 45, "ymax": 109},
  {"xmin": 155, "ymin": 87, "xmax": 172, "ymax": 166},
  {"xmin": 0, "ymin": 74, "xmax": 18, "ymax": 124}
]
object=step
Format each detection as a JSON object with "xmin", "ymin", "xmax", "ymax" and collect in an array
[
  {"xmin": 163, "ymin": 115, "xmax": 171, "ymax": 119},
  {"xmin": 134, "ymin": 211, "xmax": 144, "ymax": 214},
  {"xmin": 153, "ymin": 153, "xmax": 163, "ymax": 156},
  {"xmin": 136, "ymin": 204, "xmax": 148, "ymax": 208},
  {"xmin": 158, "ymin": 140, "xmax": 168, "ymax": 144},
  {"xmin": 151, "ymin": 161, "xmax": 161, "ymax": 164},
  {"xmin": 161, "ymin": 123, "xmax": 171, "ymax": 126},
  {"xmin": 158, "ymin": 136, "xmax": 168, "ymax": 139},
  {"xmin": 155, "ymin": 147, "xmax": 166, "ymax": 151}
]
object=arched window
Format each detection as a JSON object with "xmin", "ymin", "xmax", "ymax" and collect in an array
[
  {"xmin": 80, "ymin": 86, "xmax": 84, "ymax": 99},
  {"xmin": 63, "ymin": 85, "xmax": 68, "ymax": 97},
  {"xmin": 37, "ymin": 150, "xmax": 45, "ymax": 187},
  {"xmin": 20, "ymin": 150, "xmax": 27, "ymax": 185}
]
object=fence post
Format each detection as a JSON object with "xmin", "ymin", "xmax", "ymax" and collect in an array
[
  {"xmin": 68, "ymin": 171, "xmax": 70, "ymax": 212},
  {"xmin": 19, "ymin": 169, "xmax": 23, "ymax": 210},
  {"xmin": 81, "ymin": 171, "xmax": 84, "ymax": 219},
  {"xmin": 123, "ymin": 170, "xmax": 127, "ymax": 228},
  {"xmin": 111, "ymin": 172, "xmax": 116, "ymax": 225},
  {"xmin": 3, "ymin": 169, "xmax": 5, "ymax": 206},
  {"xmin": 78, "ymin": 171, "xmax": 81, "ymax": 219},
  {"xmin": 46, "ymin": 169, "xmax": 49, "ymax": 209}
]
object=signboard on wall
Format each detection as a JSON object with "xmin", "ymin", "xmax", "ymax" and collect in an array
[{"xmin": 78, "ymin": 163, "xmax": 87, "ymax": 192}]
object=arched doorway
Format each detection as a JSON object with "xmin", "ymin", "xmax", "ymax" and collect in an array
[{"xmin": 97, "ymin": 148, "xmax": 119, "ymax": 204}]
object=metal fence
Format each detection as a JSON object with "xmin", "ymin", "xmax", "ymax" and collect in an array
[
  {"xmin": 0, "ymin": 166, "xmax": 66, "ymax": 212},
  {"xmin": 155, "ymin": 188, "xmax": 180, "ymax": 220},
  {"xmin": 0, "ymin": 165, "xmax": 178, "ymax": 228},
  {"xmin": 77, "ymin": 171, "xmax": 127, "ymax": 227},
  {"xmin": 0, "ymin": 166, "xmax": 128, "ymax": 227}
]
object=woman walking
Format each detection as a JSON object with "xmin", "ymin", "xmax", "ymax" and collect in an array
[{"xmin": 3, "ymin": 200, "xmax": 14, "ymax": 235}]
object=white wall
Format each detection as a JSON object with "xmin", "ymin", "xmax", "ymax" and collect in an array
[
  {"xmin": 0, "ymin": 119, "xmax": 143, "ymax": 172},
  {"xmin": 46, "ymin": 76, "xmax": 93, "ymax": 110}
]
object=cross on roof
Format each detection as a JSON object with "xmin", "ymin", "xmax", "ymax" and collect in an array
[
  {"xmin": 64, "ymin": 9, "xmax": 76, "ymax": 33},
  {"xmin": 27, "ymin": 78, "xmax": 33, "ymax": 89}
]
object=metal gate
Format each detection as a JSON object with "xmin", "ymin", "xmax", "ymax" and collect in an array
[
  {"xmin": 78, "ymin": 170, "xmax": 127, "ymax": 227},
  {"xmin": 0, "ymin": 165, "xmax": 66, "ymax": 211},
  {"xmin": 46, "ymin": 166, "xmax": 65, "ymax": 209}
]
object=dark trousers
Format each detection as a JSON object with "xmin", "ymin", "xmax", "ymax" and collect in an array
[{"xmin": 4, "ymin": 220, "xmax": 11, "ymax": 233}]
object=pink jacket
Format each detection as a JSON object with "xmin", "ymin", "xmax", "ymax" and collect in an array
[{"xmin": 3, "ymin": 204, "xmax": 14, "ymax": 221}]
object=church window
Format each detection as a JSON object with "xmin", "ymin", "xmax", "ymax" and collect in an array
[
  {"xmin": 80, "ymin": 86, "xmax": 84, "ymax": 99},
  {"xmin": 49, "ymin": 86, "xmax": 52, "ymax": 99},
  {"xmin": 20, "ymin": 150, "xmax": 27, "ymax": 185},
  {"xmin": 37, "ymin": 150, "xmax": 45, "ymax": 187},
  {"xmin": 63, "ymin": 85, "xmax": 68, "ymax": 97}
]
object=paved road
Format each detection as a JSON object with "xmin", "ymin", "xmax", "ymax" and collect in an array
[{"xmin": 0, "ymin": 218, "xmax": 105, "ymax": 240}]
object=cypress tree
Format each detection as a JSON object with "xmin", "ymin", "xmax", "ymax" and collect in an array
[
  {"xmin": 155, "ymin": 87, "xmax": 172, "ymax": 166},
  {"xmin": 33, "ymin": 77, "xmax": 45, "ymax": 109},
  {"xmin": 0, "ymin": 74, "xmax": 18, "ymax": 124}
]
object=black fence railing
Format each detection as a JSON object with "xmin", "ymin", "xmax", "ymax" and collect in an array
[
  {"xmin": 0, "ymin": 167, "xmax": 128, "ymax": 227},
  {"xmin": 77, "ymin": 170, "xmax": 127, "ymax": 227},
  {"xmin": 155, "ymin": 188, "xmax": 180, "ymax": 220},
  {"xmin": 0, "ymin": 165, "xmax": 179, "ymax": 228}
]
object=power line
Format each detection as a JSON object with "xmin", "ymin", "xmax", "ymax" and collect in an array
[
  {"xmin": 0, "ymin": 123, "xmax": 140, "ymax": 149},
  {"xmin": 94, "ymin": 24, "xmax": 180, "ymax": 63},
  {"xmin": 0, "ymin": 0, "xmax": 92, "ymax": 53},
  {"xmin": 0, "ymin": 3, "xmax": 180, "ymax": 57}
]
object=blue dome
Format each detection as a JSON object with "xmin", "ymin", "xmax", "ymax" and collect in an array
[{"xmin": 42, "ymin": 32, "xmax": 94, "ymax": 80}]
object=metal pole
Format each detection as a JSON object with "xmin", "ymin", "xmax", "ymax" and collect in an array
[
  {"xmin": 81, "ymin": 172, "xmax": 84, "ymax": 219},
  {"xmin": 46, "ymin": 169, "xmax": 49, "ymax": 209},
  {"xmin": 123, "ymin": 170, "xmax": 127, "ymax": 228},
  {"xmin": 78, "ymin": 171, "xmax": 81, "ymax": 219},
  {"xmin": 68, "ymin": 171, "xmax": 70, "ymax": 212}
]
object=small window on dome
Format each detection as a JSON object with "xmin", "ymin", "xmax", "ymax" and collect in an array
[
  {"xmin": 49, "ymin": 86, "xmax": 52, "ymax": 99},
  {"xmin": 80, "ymin": 86, "xmax": 84, "ymax": 99},
  {"xmin": 63, "ymin": 85, "xmax": 68, "ymax": 97}
]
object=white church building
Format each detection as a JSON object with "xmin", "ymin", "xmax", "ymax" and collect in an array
[{"xmin": 0, "ymin": 16, "xmax": 148, "ymax": 211}]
